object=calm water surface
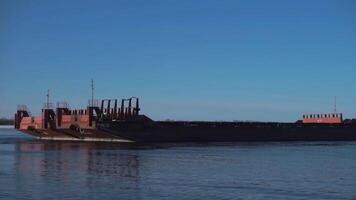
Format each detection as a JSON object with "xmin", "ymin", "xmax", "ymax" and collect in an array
[{"xmin": 0, "ymin": 126, "xmax": 355, "ymax": 200}]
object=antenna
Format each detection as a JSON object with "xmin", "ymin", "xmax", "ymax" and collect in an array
[
  {"xmin": 47, "ymin": 89, "xmax": 50, "ymax": 106},
  {"xmin": 91, "ymin": 79, "xmax": 94, "ymax": 107},
  {"xmin": 334, "ymin": 96, "xmax": 337, "ymax": 114}
]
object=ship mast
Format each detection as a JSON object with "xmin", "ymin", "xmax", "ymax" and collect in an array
[
  {"xmin": 91, "ymin": 79, "xmax": 94, "ymax": 106},
  {"xmin": 334, "ymin": 96, "xmax": 337, "ymax": 114},
  {"xmin": 46, "ymin": 89, "xmax": 50, "ymax": 108}
]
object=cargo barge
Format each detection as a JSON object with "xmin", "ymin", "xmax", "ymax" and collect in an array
[{"xmin": 14, "ymin": 93, "xmax": 356, "ymax": 143}]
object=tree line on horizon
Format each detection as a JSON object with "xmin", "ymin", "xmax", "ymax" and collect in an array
[{"xmin": 0, "ymin": 118, "xmax": 13, "ymax": 125}]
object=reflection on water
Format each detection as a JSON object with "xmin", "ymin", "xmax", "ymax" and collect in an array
[
  {"xmin": 1, "ymin": 128, "xmax": 356, "ymax": 200},
  {"xmin": 16, "ymin": 142, "xmax": 140, "ymax": 179},
  {"xmin": 11, "ymin": 141, "xmax": 142, "ymax": 200}
]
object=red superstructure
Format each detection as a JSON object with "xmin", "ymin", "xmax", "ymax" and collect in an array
[
  {"xmin": 302, "ymin": 113, "xmax": 343, "ymax": 124},
  {"xmin": 13, "ymin": 97, "xmax": 141, "ymax": 142},
  {"xmin": 14, "ymin": 103, "xmax": 97, "ymax": 131}
]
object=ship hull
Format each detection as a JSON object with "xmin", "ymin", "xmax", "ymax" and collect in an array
[{"xmin": 97, "ymin": 121, "xmax": 356, "ymax": 143}]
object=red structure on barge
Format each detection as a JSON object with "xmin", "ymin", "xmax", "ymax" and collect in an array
[{"xmin": 302, "ymin": 113, "xmax": 343, "ymax": 124}]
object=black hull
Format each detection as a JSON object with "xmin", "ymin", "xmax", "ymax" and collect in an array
[{"xmin": 97, "ymin": 120, "xmax": 356, "ymax": 143}]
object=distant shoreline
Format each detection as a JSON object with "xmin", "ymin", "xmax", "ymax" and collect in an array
[{"xmin": 0, "ymin": 119, "xmax": 13, "ymax": 126}]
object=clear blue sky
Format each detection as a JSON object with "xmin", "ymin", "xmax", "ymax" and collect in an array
[{"xmin": 0, "ymin": 0, "xmax": 355, "ymax": 121}]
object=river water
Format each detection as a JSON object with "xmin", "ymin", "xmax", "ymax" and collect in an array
[{"xmin": 0, "ymin": 126, "xmax": 355, "ymax": 200}]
